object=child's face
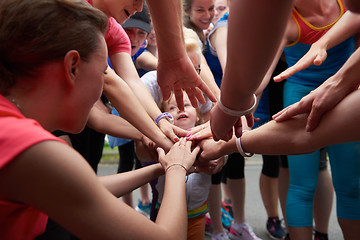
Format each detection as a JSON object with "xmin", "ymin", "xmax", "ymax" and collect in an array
[
  {"xmin": 164, "ymin": 94, "xmax": 198, "ymax": 130},
  {"xmin": 124, "ymin": 28, "xmax": 148, "ymax": 56},
  {"xmin": 188, "ymin": 0, "xmax": 215, "ymax": 30},
  {"xmin": 102, "ymin": 0, "xmax": 143, "ymax": 24}
]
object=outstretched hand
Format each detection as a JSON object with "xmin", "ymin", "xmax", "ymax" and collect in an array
[
  {"xmin": 157, "ymin": 56, "xmax": 217, "ymax": 110},
  {"xmin": 273, "ymin": 42, "xmax": 328, "ymax": 82},
  {"xmin": 273, "ymin": 75, "xmax": 355, "ymax": 131}
]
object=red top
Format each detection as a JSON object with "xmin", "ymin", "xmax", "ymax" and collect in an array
[
  {"xmin": 0, "ymin": 95, "xmax": 63, "ymax": 239},
  {"xmin": 290, "ymin": 0, "xmax": 346, "ymax": 45},
  {"xmin": 87, "ymin": 0, "xmax": 131, "ymax": 56}
]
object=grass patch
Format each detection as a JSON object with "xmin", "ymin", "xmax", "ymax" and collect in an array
[{"xmin": 100, "ymin": 141, "xmax": 119, "ymax": 164}]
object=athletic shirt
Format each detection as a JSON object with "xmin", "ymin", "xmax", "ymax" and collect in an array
[
  {"xmin": 87, "ymin": 0, "xmax": 131, "ymax": 56},
  {"xmin": 0, "ymin": 95, "xmax": 63, "ymax": 240},
  {"xmin": 204, "ymin": 12, "xmax": 229, "ymax": 88},
  {"xmin": 284, "ymin": 0, "xmax": 354, "ymax": 88}
]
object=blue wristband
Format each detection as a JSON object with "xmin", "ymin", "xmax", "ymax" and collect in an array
[{"xmin": 155, "ymin": 112, "xmax": 174, "ymax": 125}]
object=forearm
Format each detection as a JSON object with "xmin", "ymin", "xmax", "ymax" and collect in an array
[
  {"xmin": 334, "ymin": 46, "xmax": 360, "ymax": 89},
  {"xmin": 135, "ymin": 52, "xmax": 158, "ymax": 71},
  {"xmin": 317, "ymin": 11, "xmax": 360, "ymax": 50},
  {"xmin": 155, "ymin": 167, "xmax": 188, "ymax": 239},
  {"xmin": 242, "ymin": 90, "xmax": 360, "ymax": 154},
  {"xmin": 111, "ymin": 53, "xmax": 163, "ymax": 120},
  {"xmin": 200, "ymin": 55, "xmax": 221, "ymax": 97},
  {"xmin": 91, "ymin": 114, "xmax": 143, "ymax": 141},
  {"xmin": 103, "ymin": 69, "xmax": 172, "ymax": 150},
  {"xmin": 146, "ymin": 0, "xmax": 185, "ymax": 61},
  {"xmin": 221, "ymin": 0, "xmax": 293, "ymax": 110},
  {"xmin": 99, "ymin": 163, "xmax": 164, "ymax": 197}
]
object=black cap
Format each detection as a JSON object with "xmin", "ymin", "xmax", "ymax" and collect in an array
[{"xmin": 122, "ymin": 3, "xmax": 151, "ymax": 33}]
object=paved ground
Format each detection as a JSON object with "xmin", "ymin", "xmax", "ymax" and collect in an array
[{"xmin": 97, "ymin": 154, "xmax": 343, "ymax": 240}]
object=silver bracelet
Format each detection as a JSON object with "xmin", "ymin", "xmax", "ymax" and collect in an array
[
  {"xmin": 236, "ymin": 130, "xmax": 254, "ymax": 158},
  {"xmin": 165, "ymin": 163, "xmax": 188, "ymax": 182},
  {"xmin": 217, "ymin": 94, "xmax": 257, "ymax": 117}
]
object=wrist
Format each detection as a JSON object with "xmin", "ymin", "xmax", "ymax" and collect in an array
[
  {"xmin": 222, "ymin": 136, "xmax": 238, "ymax": 155},
  {"xmin": 218, "ymin": 94, "xmax": 257, "ymax": 117},
  {"xmin": 155, "ymin": 112, "xmax": 174, "ymax": 125},
  {"xmin": 236, "ymin": 130, "xmax": 254, "ymax": 157}
]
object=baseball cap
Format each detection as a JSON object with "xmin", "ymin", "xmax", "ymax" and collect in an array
[{"xmin": 122, "ymin": 3, "xmax": 151, "ymax": 33}]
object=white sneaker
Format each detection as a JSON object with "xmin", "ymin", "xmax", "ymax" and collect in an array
[
  {"xmin": 212, "ymin": 231, "xmax": 230, "ymax": 240},
  {"xmin": 229, "ymin": 222, "xmax": 262, "ymax": 240}
]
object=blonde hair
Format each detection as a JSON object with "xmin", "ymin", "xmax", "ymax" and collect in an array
[
  {"xmin": 183, "ymin": 26, "xmax": 203, "ymax": 62},
  {"xmin": 0, "ymin": 0, "xmax": 108, "ymax": 93}
]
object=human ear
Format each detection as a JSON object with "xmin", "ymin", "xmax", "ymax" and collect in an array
[{"xmin": 64, "ymin": 50, "xmax": 81, "ymax": 86}]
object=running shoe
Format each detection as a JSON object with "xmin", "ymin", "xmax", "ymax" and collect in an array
[
  {"xmin": 266, "ymin": 217, "xmax": 286, "ymax": 240},
  {"xmin": 222, "ymin": 199, "xmax": 234, "ymax": 218},
  {"xmin": 212, "ymin": 231, "xmax": 230, "ymax": 240},
  {"xmin": 314, "ymin": 231, "xmax": 328, "ymax": 240},
  {"xmin": 221, "ymin": 207, "xmax": 233, "ymax": 230},
  {"xmin": 135, "ymin": 200, "xmax": 151, "ymax": 218},
  {"xmin": 229, "ymin": 222, "xmax": 262, "ymax": 240},
  {"xmin": 205, "ymin": 215, "xmax": 214, "ymax": 236},
  {"xmin": 284, "ymin": 233, "xmax": 290, "ymax": 240}
]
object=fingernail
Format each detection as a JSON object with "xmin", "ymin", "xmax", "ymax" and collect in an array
[
  {"xmin": 186, "ymin": 133, "xmax": 191, "ymax": 137},
  {"xmin": 186, "ymin": 136, "xmax": 191, "ymax": 140},
  {"xmin": 187, "ymin": 128, "xmax": 192, "ymax": 131},
  {"xmin": 174, "ymin": 137, "xmax": 180, "ymax": 142}
]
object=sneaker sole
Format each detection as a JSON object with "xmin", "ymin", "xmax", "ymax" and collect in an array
[
  {"xmin": 135, "ymin": 206, "xmax": 150, "ymax": 218},
  {"xmin": 266, "ymin": 229, "xmax": 285, "ymax": 240}
]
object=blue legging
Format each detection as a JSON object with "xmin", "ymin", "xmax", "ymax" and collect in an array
[{"xmin": 284, "ymin": 81, "xmax": 360, "ymax": 227}]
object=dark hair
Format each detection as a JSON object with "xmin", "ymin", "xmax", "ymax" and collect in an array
[{"xmin": 0, "ymin": 0, "xmax": 108, "ymax": 93}]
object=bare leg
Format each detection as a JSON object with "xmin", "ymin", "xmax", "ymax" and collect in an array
[
  {"xmin": 338, "ymin": 218, "xmax": 360, "ymax": 239},
  {"xmin": 278, "ymin": 167, "xmax": 289, "ymax": 229},
  {"xmin": 208, "ymin": 184, "xmax": 225, "ymax": 234},
  {"xmin": 140, "ymin": 183, "xmax": 150, "ymax": 205},
  {"xmin": 260, "ymin": 174, "xmax": 280, "ymax": 218},
  {"xmin": 313, "ymin": 169, "xmax": 334, "ymax": 234},
  {"xmin": 222, "ymin": 182, "xmax": 231, "ymax": 203},
  {"xmin": 288, "ymin": 226, "xmax": 313, "ymax": 240},
  {"xmin": 228, "ymin": 178, "xmax": 246, "ymax": 223}
]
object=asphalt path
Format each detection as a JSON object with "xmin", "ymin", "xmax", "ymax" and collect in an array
[{"xmin": 97, "ymin": 154, "xmax": 343, "ymax": 240}]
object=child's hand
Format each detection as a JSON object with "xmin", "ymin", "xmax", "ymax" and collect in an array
[
  {"xmin": 185, "ymin": 121, "xmax": 212, "ymax": 141},
  {"xmin": 157, "ymin": 138, "xmax": 200, "ymax": 172},
  {"xmin": 157, "ymin": 118, "xmax": 189, "ymax": 142}
]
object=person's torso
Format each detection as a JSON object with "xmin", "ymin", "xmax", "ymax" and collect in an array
[{"xmin": 284, "ymin": 0, "xmax": 354, "ymax": 87}]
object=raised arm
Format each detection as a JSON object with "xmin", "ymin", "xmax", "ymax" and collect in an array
[
  {"xmin": 145, "ymin": 0, "xmax": 216, "ymax": 110},
  {"xmin": 210, "ymin": 0, "xmax": 294, "ymax": 141},
  {"xmin": 274, "ymin": 11, "xmax": 360, "ymax": 82}
]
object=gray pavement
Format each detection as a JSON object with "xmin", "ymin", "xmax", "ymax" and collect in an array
[{"xmin": 97, "ymin": 154, "xmax": 344, "ymax": 240}]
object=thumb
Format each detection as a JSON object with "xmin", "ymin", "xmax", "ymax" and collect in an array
[{"xmin": 156, "ymin": 147, "xmax": 165, "ymax": 159}]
